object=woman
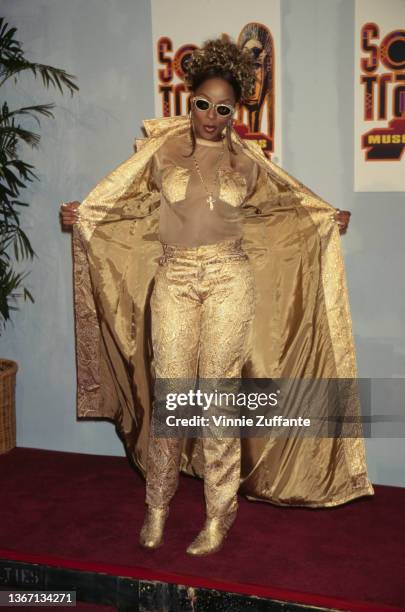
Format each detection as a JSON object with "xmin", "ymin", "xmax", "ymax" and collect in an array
[{"xmin": 60, "ymin": 37, "xmax": 373, "ymax": 557}]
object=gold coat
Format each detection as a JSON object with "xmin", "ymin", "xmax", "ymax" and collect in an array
[{"xmin": 72, "ymin": 114, "xmax": 375, "ymax": 507}]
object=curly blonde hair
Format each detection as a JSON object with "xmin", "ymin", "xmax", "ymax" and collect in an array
[{"xmin": 183, "ymin": 35, "xmax": 256, "ymax": 103}]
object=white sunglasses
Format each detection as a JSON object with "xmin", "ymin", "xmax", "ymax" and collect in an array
[{"xmin": 191, "ymin": 96, "xmax": 235, "ymax": 117}]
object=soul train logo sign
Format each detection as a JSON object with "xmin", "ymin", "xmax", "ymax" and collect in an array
[
  {"xmin": 360, "ymin": 24, "xmax": 405, "ymax": 161},
  {"xmin": 155, "ymin": 23, "xmax": 275, "ymax": 157}
]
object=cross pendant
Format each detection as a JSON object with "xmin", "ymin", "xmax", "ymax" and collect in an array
[{"xmin": 207, "ymin": 195, "xmax": 215, "ymax": 211}]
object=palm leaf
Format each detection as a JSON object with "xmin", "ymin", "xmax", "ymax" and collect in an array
[
  {"xmin": 0, "ymin": 101, "xmax": 55, "ymax": 127},
  {"xmin": 0, "ymin": 58, "xmax": 79, "ymax": 94},
  {"xmin": 0, "ymin": 124, "xmax": 41, "ymax": 148},
  {"xmin": 0, "ymin": 16, "xmax": 79, "ymax": 331}
]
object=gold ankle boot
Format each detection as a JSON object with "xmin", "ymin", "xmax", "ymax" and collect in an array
[
  {"xmin": 186, "ymin": 510, "xmax": 237, "ymax": 556},
  {"xmin": 139, "ymin": 505, "xmax": 169, "ymax": 549}
]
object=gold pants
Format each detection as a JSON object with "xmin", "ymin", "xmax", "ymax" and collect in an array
[{"xmin": 146, "ymin": 237, "xmax": 256, "ymax": 517}]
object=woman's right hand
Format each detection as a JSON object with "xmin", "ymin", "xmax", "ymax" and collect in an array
[{"xmin": 60, "ymin": 200, "xmax": 81, "ymax": 227}]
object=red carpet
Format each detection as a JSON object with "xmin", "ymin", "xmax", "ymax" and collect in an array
[{"xmin": 0, "ymin": 447, "xmax": 404, "ymax": 611}]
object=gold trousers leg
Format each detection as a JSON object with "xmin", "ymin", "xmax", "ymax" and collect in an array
[{"xmin": 146, "ymin": 237, "xmax": 256, "ymax": 517}]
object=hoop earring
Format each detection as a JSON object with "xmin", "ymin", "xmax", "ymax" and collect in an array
[
  {"xmin": 226, "ymin": 120, "xmax": 233, "ymax": 152},
  {"xmin": 188, "ymin": 109, "xmax": 195, "ymax": 131},
  {"xmin": 188, "ymin": 109, "xmax": 196, "ymax": 153}
]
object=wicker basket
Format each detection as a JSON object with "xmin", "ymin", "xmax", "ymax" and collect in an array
[{"xmin": 0, "ymin": 359, "xmax": 18, "ymax": 453}]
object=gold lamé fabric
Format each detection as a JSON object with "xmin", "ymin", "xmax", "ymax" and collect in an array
[
  {"xmin": 152, "ymin": 132, "xmax": 258, "ymax": 245},
  {"xmin": 146, "ymin": 238, "xmax": 255, "ymax": 517},
  {"xmin": 71, "ymin": 114, "xmax": 375, "ymax": 508}
]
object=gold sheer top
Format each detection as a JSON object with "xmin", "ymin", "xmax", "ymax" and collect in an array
[{"xmin": 151, "ymin": 131, "xmax": 259, "ymax": 246}]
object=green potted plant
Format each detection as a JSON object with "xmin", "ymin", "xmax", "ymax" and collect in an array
[{"xmin": 0, "ymin": 16, "xmax": 78, "ymax": 452}]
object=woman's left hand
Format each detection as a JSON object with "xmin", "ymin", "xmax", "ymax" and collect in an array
[{"xmin": 334, "ymin": 209, "xmax": 351, "ymax": 234}]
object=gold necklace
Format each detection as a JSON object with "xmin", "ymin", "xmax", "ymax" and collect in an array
[{"xmin": 192, "ymin": 140, "xmax": 225, "ymax": 211}]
